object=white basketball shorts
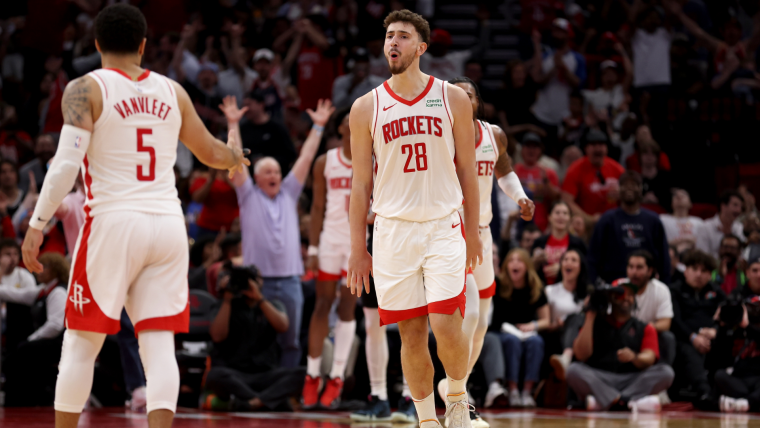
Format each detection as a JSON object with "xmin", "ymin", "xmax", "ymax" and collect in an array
[
  {"xmin": 317, "ymin": 232, "xmax": 349, "ymax": 281},
  {"xmin": 65, "ymin": 211, "xmax": 189, "ymax": 335},
  {"xmin": 372, "ymin": 211, "xmax": 466, "ymax": 326}
]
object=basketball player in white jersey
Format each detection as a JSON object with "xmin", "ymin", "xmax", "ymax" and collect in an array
[
  {"xmin": 20, "ymin": 5, "xmax": 248, "ymax": 428},
  {"xmin": 302, "ymin": 107, "xmax": 358, "ymax": 409},
  {"xmin": 437, "ymin": 77, "xmax": 534, "ymax": 427},
  {"xmin": 348, "ymin": 10, "xmax": 483, "ymax": 428}
]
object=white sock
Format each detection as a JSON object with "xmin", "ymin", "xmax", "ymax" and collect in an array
[
  {"xmin": 412, "ymin": 391, "xmax": 438, "ymax": 424},
  {"xmin": 402, "ymin": 375, "xmax": 412, "ymax": 398},
  {"xmin": 364, "ymin": 307, "xmax": 388, "ymax": 401},
  {"xmin": 446, "ymin": 374, "xmax": 467, "ymax": 401},
  {"xmin": 330, "ymin": 319, "xmax": 356, "ymax": 379},
  {"xmin": 307, "ymin": 355, "xmax": 322, "ymax": 378}
]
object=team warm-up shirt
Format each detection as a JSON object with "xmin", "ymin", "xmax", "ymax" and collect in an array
[
  {"xmin": 322, "ymin": 147, "xmax": 352, "ymax": 244},
  {"xmin": 371, "ymin": 76, "xmax": 462, "ymax": 222},
  {"xmin": 87, "ymin": 68, "xmax": 183, "ymax": 218}
]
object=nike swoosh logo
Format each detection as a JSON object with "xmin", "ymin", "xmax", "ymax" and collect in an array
[
  {"xmin": 452, "ymin": 223, "xmax": 461, "ymax": 228},
  {"xmin": 383, "ymin": 103, "xmax": 397, "ymax": 111},
  {"xmin": 38, "ymin": 217, "xmax": 48, "ymax": 222}
]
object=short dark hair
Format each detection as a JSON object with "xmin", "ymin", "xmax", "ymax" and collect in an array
[
  {"xmin": 619, "ymin": 170, "xmax": 643, "ymax": 187},
  {"xmin": 448, "ymin": 76, "xmax": 484, "ymax": 119},
  {"xmin": 0, "ymin": 238, "xmax": 20, "ymax": 254},
  {"xmin": 384, "ymin": 10, "xmax": 431, "ymax": 44},
  {"xmin": 628, "ymin": 249, "xmax": 655, "ymax": 270},
  {"xmin": 720, "ymin": 189, "xmax": 744, "ymax": 207},
  {"xmin": 720, "ymin": 233, "xmax": 742, "ymax": 248},
  {"xmin": 94, "ymin": 4, "xmax": 147, "ymax": 54},
  {"xmin": 330, "ymin": 107, "xmax": 351, "ymax": 138},
  {"xmin": 0, "ymin": 159, "xmax": 18, "ymax": 176},
  {"xmin": 520, "ymin": 223, "xmax": 541, "ymax": 241},
  {"xmin": 681, "ymin": 249, "xmax": 717, "ymax": 271}
]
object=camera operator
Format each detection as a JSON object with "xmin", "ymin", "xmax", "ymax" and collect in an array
[
  {"xmin": 205, "ymin": 264, "xmax": 306, "ymax": 411},
  {"xmin": 669, "ymin": 249, "xmax": 726, "ymax": 406},
  {"xmin": 567, "ymin": 280, "xmax": 675, "ymax": 412}
]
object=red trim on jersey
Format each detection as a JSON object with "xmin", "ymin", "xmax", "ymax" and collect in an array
[
  {"xmin": 475, "ymin": 121, "xmax": 484, "ymax": 149},
  {"xmin": 134, "ymin": 303, "xmax": 190, "ymax": 335},
  {"xmin": 104, "ymin": 68, "xmax": 151, "ymax": 82},
  {"xmin": 163, "ymin": 77, "xmax": 174, "ymax": 96},
  {"xmin": 317, "ymin": 270, "xmax": 342, "ymax": 281},
  {"xmin": 336, "ymin": 148, "xmax": 352, "ymax": 169},
  {"xmin": 479, "ymin": 281, "xmax": 496, "ymax": 299},
  {"xmin": 442, "ymin": 80, "xmax": 452, "ymax": 127},
  {"xmin": 378, "ymin": 304, "xmax": 429, "ymax": 326},
  {"xmin": 91, "ymin": 72, "xmax": 108, "ymax": 99},
  {"xmin": 383, "ymin": 76, "xmax": 434, "ymax": 107},
  {"xmin": 372, "ymin": 88, "xmax": 379, "ymax": 139},
  {"xmin": 428, "ymin": 282, "xmax": 466, "ymax": 318},
  {"xmin": 82, "ymin": 156, "xmax": 94, "ymax": 217},
  {"xmin": 64, "ymin": 216, "xmax": 121, "ymax": 335}
]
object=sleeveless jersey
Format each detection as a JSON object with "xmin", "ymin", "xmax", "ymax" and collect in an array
[
  {"xmin": 322, "ymin": 147, "xmax": 352, "ymax": 244},
  {"xmin": 371, "ymin": 76, "xmax": 462, "ymax": 222},
  {"xmin": 86, "ymin": 68, "xmax": 182, "ymax": 218},
  {"xmin": 475, "ymin": 120, "xmax": 498, "ymax": 226}
]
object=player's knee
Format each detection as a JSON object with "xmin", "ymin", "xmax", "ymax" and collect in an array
[
  {"xmin": 314, "ymin": 295, "xmax": 336, "ymax": 314},
  {"xmin": 398, "ymin": 317, "xmax": 429, "ymax": 346}
]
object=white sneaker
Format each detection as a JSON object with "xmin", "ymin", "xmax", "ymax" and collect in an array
[
  {"xmin": 128, "ymin": 386, "xmax": 146, "ymax": 413},
  {"xmin": 628, "ymin": 395, "xmax": 661, "ymax": 413},
  {"xmin": 720, "ymin": 395, "xmax": 736, "ymax": 413},
  {"xmin": 735, "ymin": 398, "xmax": 750, "ymax": 413},
  {"xmin": 509, "ymin": 390, "xmax": 522, "ymax": 408},
  {"xmin": 550, "ymin": 354, "xmax": 570, "ymax": 381},
  {"xmin": 470, "ymin": 411, "xmax": 490, "ymax": 428},
  {"xmin": 484, "ymin": 382, "xmax": 507, "ymax": 408},
  {"xmin": 586, "ymin": 395, "xmax": 602, "ymax": 411},
  {"xmin": 521, "ymin": 391, "xmax": 536, "ymax": 408},
  {"xmin": 444, "ymin": 397, "xmax": 474, "ymax": 428}
]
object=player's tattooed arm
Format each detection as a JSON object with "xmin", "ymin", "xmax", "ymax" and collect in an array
[
  {"xmin": 61, "ymin": 76, "xmax": 97, "ymax": 132},
  {"xmin": 491, "ymin": 125, "xmax": 515, "ymax": 179}
]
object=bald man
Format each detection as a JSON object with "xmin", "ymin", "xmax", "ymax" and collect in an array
[{"xmin": 221, "ymin": 95, "xmax": 335, "ymax": 367}]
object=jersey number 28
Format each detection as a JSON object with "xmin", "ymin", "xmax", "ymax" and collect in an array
[
  {"xmin": 401, "ymin": 143, "xmax": 427, "ymax": 173},
  {"xmin": 136, "ymin": 128, "xmax": 156, "ymax": 181}
]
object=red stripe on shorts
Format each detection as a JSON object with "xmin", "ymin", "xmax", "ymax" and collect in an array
[
  {"xmin": 479, "ymin": 281, "xmax": 496, "ymax": 299},
  {"xmin": 317, "ymin": 270, "xmax": 342, "ymax": 281},
  {"xmin": 428, "ymin": 279, "xmax": 466, "ymax": 318},
  {"xmin": 377, "ymin": 304, "xmax": 429, "ymax": 327},
  {"xmin": 134, "ymin": 303, "xmax": 190, "ymax": 335}
]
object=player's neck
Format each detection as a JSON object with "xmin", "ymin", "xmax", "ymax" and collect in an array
[
  {"xmin": 101, "ymin": 54, "xmax": 144, "ymax": 79},
  {"xmin": 387, "ymin": 66, "xmax": 429, "ymax": 99},
  {"xmin": 340, "ymin": 142, "xmax": 352, "ymax": 160},
  {"xmin": 472, "ymin": 119, "xmax": 480, "ymax": 141}
]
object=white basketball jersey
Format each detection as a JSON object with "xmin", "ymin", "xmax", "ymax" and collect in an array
[
  {"xmin": 371, "ymin": 76, "xmax": 462, "ymax": 222},
  {"xmin": 322, "ymin": 147, "xmax": 352, "ymax": 244},
  {"xmin": 476, "ymin": 120, "xmax": 498, "ymax": 226},
  {"xmin": 86, "ymin": 68, "xmax": 182, "ymax": 218}
]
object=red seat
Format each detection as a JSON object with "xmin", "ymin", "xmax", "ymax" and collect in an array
[{"xmin": 690, "ymin": 203, "xmax": 718, "ymax": 220}]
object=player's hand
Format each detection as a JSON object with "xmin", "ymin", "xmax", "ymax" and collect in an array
[
  {"xmin": 347, "ymin": 248, "xmax": 372, "ymax": 297},
  {"xmin": 226, "ymin": 128, "xmax": 251, "ymax": 179},
  {"xmin": 219, "ymin": 96, "xmax": 248, "ymax": 124},
  {"xmin": 517, "ymin": 198, "xmax": 535, "ymax": 221},
  {"xmin": 617, "ymin": 347, "xmax": 636, "ymax": 363},
  {"xmin": 307, "ymin": 255, "xmax": 319, "ymax": 273},
  {"xmin": 306, "ymin": 99, "xmax": 335, "ymax": 127},
  {"xmin": 21, "ymin": 227, "xmax": 44, "ymax": 273},
  {"xmin": 466, "ymin": 235, "xmax": 484, "ymax": 271}
]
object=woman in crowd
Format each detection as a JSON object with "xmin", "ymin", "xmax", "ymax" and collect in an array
[
  {"xmin": 544, "ymin": 249, "xmax": 590, "ymax": 381},
  {"xmin": 638, "ymin": 139, "xmax": 672, "ymax": 212},
  {"xmin": 489, "ymin": 248, "xmax": 550, "ymax": 408},
  {"xmin": 532, "ymin": 201, "xmax": 588, "ymax": 285}
]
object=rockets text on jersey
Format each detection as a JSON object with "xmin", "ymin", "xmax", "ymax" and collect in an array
[
  {"xmin": 85, "ymin": 68, "xmax": 182, "ymax": 218},
  {"xmin": 321, "ymin": 147, "xmax": 352, "ymax": 246},
  {"xmin": 475, "ymin": 120, "xmax": 498, "ymax": 226},
  {"xmin": 370, "ymin": 76, "xmax": 463, "ymax": 223}
]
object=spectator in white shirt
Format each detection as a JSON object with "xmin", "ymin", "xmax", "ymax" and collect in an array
[
  {"xmin": 660, "ymin": 189, "xmax": 705, "ymax": 252},
  {"xmin": 582, "ymin": 44, "xmax": 632, "ymax": 120},
  {"xmin": 218, "ymin": 24, "xmax": 259, "ymax": 107},
  {"xmin": 696, "ymin": 190, "xmax": 746, "ymax": 260},
  {"xmin": 0, "ymin": 238, "xmax": 36, "ymax": 291},
  {"xmin": 331, "ymin": 50, "xmax": 385, "ymax": 109}
]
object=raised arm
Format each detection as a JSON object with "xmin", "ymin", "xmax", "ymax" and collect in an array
[
  {"xmin": 492, "ymin": 125, "xmax": 534, "ymax": 220},
  {"xmin": 22, "ymin": 76, "xmax": 100, "ymax": 272},
  {"xmin": 176, "ymin": 83, "xmax": 250, "ymax": 176},
  {"xmin": 218, "ymin": 96, "xmax": 250, "ymax": 188},
  {"xmin": 449, "ymin": 84, "xmax": 483, "ymax": 270},
  {"xmin": 665, "ymin": 0, "xmax": 721, "ymax": 52},
  {"xmin": 290, "ymin": 99, "xmax": 335, "ymax": 184},
  {"xmin": 307, "ymin": 155, "xmax": 328, "ymax": 272},
  {"xmin": 346, "ymin": 93, "xmax": 375, "ymax": 297}
]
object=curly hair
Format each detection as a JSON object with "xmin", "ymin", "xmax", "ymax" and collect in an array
[
  {"xmin": 39, "ymin": 253, "xmax": 70, "ymax": 285},
  {"xmin": 383, "ymin": 10, "xmax": 431, "ymax": 44}
]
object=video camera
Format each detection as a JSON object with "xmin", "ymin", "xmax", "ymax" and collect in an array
[
  {"xmin": 221, "ymin": 263, "xmax": 261, "ymax": 297},
  {"xmin": 719, "ymin": 295, "xmax": 745, "ymax": 328},
  {"xmin": 586, "ymin": 278, "xmax": 626, "ymax": 313}
]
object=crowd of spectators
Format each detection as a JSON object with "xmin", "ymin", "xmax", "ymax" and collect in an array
[{"xmin": 2, "ymin": 0, "xmax": 760, "ymax": 417}]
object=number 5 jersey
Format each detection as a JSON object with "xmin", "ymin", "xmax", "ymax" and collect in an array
[
  {"xmin": 370, "ymin": 76, "xmax": 462, "ymax": 223},
  {"xmin": 86, "ymin": 68, "xmax": 182, "ymax": 218}
]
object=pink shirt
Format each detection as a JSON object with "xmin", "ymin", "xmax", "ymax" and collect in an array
[{"xmin": 59, "ymin": 190, "xmax": 86, "ymax": 255}]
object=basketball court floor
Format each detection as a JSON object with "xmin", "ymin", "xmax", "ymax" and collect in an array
[{"xmin": 1, "ymin": 408, "xmax": 758, "ymax": 427}]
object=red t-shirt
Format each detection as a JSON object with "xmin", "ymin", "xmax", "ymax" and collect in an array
[
  {"xmin": 625, "ymin": 151, "xmax": 671, "ymax": 173},
  {"xmin": 297, "ymin": 43, "xmax": 343, "ymax": 111},
  {"xmin": 543, "ymin": 234, "xmax": 569, "ymax": 284},
  {"xmin": 721, "ymin": 269, "xmax": 739, "ymax": 295},
  {"xmin": 514, "ymin": 163, "xmax": 559, "ymax": 231},
  {"xmin": 190, "ymin": 177, "xmax": 239, "ymax": 232},
  {"xmin": 561, "ymin": 156, "xmax": 625, "ymax": 216}
]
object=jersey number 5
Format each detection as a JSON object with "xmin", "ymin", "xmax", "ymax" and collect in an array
[
  {"xmin": 136, "ymin": 128, "xmax": 156, "ymax": 181},
  {"xmin": 401, "ymin": 143, "xmax": 428, "ymax": 173}
]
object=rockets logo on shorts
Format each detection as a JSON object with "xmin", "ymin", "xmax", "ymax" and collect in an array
[{"xmin": 69, "ymin": 282, "xmax": 91, "ymax": 315}]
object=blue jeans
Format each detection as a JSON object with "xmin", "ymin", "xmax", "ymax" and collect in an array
[
  {"xmin": 117, "ymin": 309, "xmax": 146, "ymax": 392},
  {"xmin": 499, "ymin": 332, "xmax": 544, "ymax": 384},
  {"xmin": 262, "ymin": 276, "xmax": 304, "ymax": 368}
]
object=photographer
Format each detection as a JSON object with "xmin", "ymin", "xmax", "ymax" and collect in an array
[
  {"xmin": 567, "ymin": 281, "xmax": 675, "ymax": 412},
  {"xmin": 205, "ymin": 264, "xmax": 305, "ymax": 411},
  {"xmin": 669, "ymin": 249, "xmax": 725, "ymax": 405}
]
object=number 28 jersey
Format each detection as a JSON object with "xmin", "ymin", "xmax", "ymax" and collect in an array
[
  {"xmin": 371, "ymin": 76, "xmax": 462, "ymax": 222},
  {"xmin": 85, "ymin": 68, "xmax": 182, "ymax": 218}
]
